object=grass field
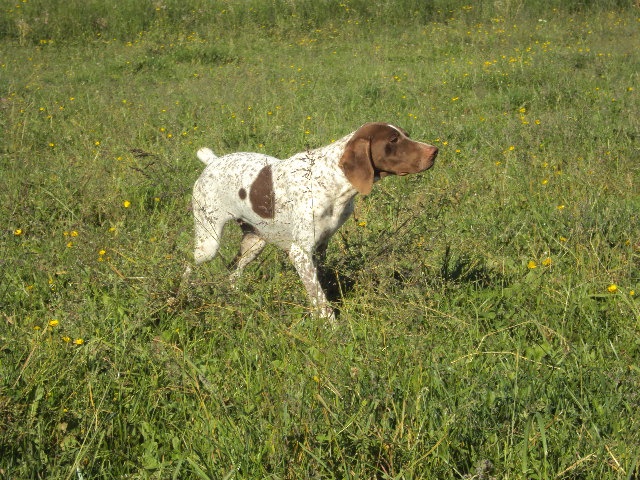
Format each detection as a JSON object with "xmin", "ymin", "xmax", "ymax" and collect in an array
[{"xmin": 1, "ymin": 0, "xmax": 639, "ymax": 478}]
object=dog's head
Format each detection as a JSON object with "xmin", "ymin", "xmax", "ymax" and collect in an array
[{"xmin": 339, "ymin": 122, "xmax": 438, "ymax": 195}]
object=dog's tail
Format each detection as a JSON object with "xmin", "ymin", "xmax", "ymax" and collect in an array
[{"xmin": 197, "ymin": 147, "xmax": 217, "ymax": 165}]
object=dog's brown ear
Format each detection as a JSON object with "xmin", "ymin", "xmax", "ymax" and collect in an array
[{"xmin": 339, "ymin": 137, "xmax": 374, "ymax": 195}]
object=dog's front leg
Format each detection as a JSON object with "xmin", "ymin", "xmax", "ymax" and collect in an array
[{"xmin": 289, "ymin": 244, "xmax": 336, "ymax": 323}]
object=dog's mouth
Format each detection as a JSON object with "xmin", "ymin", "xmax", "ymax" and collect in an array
[
  {"xmin": 377, "ymin": 158, "xmax": 436, "ymax": 178},
  {"xmin": 377, "ymin": 170, "xmax": 409, "ymax": 178}
]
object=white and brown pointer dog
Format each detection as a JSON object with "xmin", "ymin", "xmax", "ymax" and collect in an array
[{"xmin": 184, "ymin": 122, "xmax": 438, "ymax": 321}]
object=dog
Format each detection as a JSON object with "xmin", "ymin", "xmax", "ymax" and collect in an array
[{"xmin": 184, "ymin": 122, "xmax": 438, "ymax": 321}]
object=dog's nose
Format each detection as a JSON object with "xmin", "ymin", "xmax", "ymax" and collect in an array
[{"xmin": 420, "ymin": 145, "xmax": 438, "ymax": 170}]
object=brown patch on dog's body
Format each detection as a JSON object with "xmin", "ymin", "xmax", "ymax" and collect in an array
[
  {"xmin": 249, "ymin": 165, "xmax": 275, "ymax": 218},
  {"xmin": 238, "ymin": 188, "xmax": 247, "ymax": 200}
]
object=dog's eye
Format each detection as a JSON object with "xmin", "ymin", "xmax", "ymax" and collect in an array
[{"xmin": 389, "ymin": 135, "xmax": 399, "ymax": 143}]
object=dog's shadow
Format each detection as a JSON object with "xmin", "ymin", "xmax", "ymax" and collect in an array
[{"xmin": 318, "ymin": 264, "xmax": 356, "ymax": 312}]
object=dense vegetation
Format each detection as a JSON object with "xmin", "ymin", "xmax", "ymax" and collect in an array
[{"xmin": 1, "ymin": 1, "xmax": 638, "ymax": 478}]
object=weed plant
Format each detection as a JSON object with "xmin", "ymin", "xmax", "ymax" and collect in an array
[{"xmin": 1, "ymin": 0, "xmax": 639, "ymax": 478}]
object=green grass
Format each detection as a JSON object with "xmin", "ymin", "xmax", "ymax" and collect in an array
[{"xmin": 1, "ymin": 0, "xmax": 639, "ymax": 478}]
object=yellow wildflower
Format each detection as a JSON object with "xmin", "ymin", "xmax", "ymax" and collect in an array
[{"xmin": 607, "ymin": 284, "xmax": 618, "ymax": 293}]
